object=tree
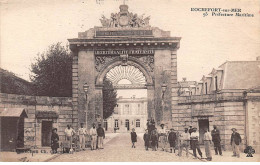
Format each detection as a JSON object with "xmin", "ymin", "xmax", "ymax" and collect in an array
[
  {"xmin": 103, "ymin": 78, "xmax": 117, "ymax": 119},
  {"xmin": 30, "ymin": 43, "xmax": 72, "ymax": 97}
]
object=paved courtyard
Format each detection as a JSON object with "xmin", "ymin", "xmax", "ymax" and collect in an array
[{"xmin": 50, "ymin": 133, "xmax": 200, "ymax": 162}]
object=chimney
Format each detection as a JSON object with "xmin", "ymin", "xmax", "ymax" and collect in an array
[
  {"xmin": 256, "ymin": 56, "xmax": 260, "ymax": 61},
  {"xmin": 182, "ymin": 77, "xmax": 187, "ymax": 82}
]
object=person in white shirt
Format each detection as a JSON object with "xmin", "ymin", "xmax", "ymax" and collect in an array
[
  {"xmin": 78, "ymin": 123, "xmax": 87, "ymax": 150},
  {"xmin": 158, "ymin": 124, "xmax": 167, "ymax": 151},
  {"xmin": 64, "ymin": 125, "xmax": 76, "ymax": 149},
  {"xmin": 204, "ymin": 129, "xmax": 212, "ymax": 161},
  {"xmin": 89, "ymin": 123, "xmax": 97, "ymax": 150},
  {"xmin": 190, "ymin": 127, "xmax": 202, "ymax": 158},
  {"xmin": 178, "ymin": 128, "xmax": 190, "ymax": 157}
]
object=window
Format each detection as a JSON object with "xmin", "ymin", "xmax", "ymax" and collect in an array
[
  {"xmin": 104, "ymin": 119, "xmax": 108, "ymax": 131},
  {"xmin": 125, "ymin": 104, "xmax": 130, "ymax": 114},
  {"xmin": 125, "ymin": 119, "xmax": 129, "ymax": 127},
  {"xmin": 137, "ymin": 104, "xmax": 141, "ymax": 114},
  {"xmin": 136, "ymin": 119, "xmax": 140, "ymax": 127},
  {"xmin": 114, "ymin": 104, "xmax": 119, "ymax": 114},
  {"xmin": 215, "ymin": 76, "xmax": 218, "ymax": 91},
  {"xmin": 114, "ymin": 119, "xmax": 119, "ymax": 128}
]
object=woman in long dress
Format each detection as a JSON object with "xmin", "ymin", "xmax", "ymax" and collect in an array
[{"xmin": 51, "ymin": 128, "xmax": 59, "ymax": 154}]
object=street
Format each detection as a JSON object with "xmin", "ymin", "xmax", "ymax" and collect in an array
[{"xmin": 50, "ymin": 133, "xmax": 200, "ymax": 162}]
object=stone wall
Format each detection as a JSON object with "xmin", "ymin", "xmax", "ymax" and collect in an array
[
  {"xmin": 0, "ymin": 93, "xmax": 73, "ymax": 148},
  {"xmin": 177, "ymin": 92, "xmax": 251, "ymax": 150}
]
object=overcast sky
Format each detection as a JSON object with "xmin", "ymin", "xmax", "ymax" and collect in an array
[{"xmin": 1, "ymin": 0, "xmax": 260, "ymax": 84}]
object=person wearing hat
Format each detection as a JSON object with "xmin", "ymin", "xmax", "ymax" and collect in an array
[
  {"xmin": 143, "ymin": 129, "xmax": 150, "ymax": 151},
  {"xmin": 89, "ymin": 123, "xmax": 97, "ymax": 150},
  {"xmin": 158, "ymin": 123, "xmax": 167, "ymax": 151},
  {"xmin": 168, "ymin": 128, "xmax": 177, "ymax": 153},
  {"xmin": 64, "ymin": 125, "xmax": 76, "ymax": 150},
  {"xmin": 97, "ymin": 123, "xmax": 105, "ymax": 149},
  {"xmin": 51, "ymin": 128, "xmax": 59, "ymax": 154},
  {"xmin": 78, "ymin": 123, "xmax": 87, "ymax": 151},
  {"xmin": 203, "ymin": 128, "xmax": 212, "ymax": 161},
  {"xmin": 230, "ymin": 128, "xmax": 241, "ymax": 158},
  {"xmin": 178, "ymin": 128, "xmax": 190, "ymax": 157},
  {"xmin": 211, "ymin": 125, "xmax": 222, "ymax": 156},
  {"xmin": 190, "ymin": 127, "xmax": 203, "ymax": 158}
]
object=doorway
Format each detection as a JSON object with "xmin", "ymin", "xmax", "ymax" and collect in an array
[
  {"xmin": 198, "ymin": 119, "xmax": 209, "ymax": 144},
  {"xmin": 41, "ymin": 121, "xmax": 52, "ymax": 147},
  {"xmin": 125, "ymin": 119, "xmax": 130, "ymax": 131}
]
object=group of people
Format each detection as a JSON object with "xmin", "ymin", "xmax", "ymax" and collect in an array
[
  {"xmin": 139, "ymin": 119, "xmax": 242, "ymax": 161},
  {"xmin": 50, "ymin": 122, "xmax": 105, "ymax": 154}
]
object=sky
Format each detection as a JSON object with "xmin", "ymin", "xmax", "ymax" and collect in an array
[{"xmin": 1, "ymin": 0, "xmax": 260, "ymax": 85}]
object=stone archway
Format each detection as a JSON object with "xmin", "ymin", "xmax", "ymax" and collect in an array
[
  {"xmin": 96, "ymin": 57, "xmax": 154, "ymax": 87},
  {"xmin": 94, "ymin": 57, "xmax": 155, "ymax": 126}
]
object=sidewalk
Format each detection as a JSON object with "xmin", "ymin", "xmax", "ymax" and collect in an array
[{"xmin": 0, "ymin": 133, "xmax": 120, "ymax": 162}]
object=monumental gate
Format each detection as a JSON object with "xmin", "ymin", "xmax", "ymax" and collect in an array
[{"xmin": 68, "ymin": 4, "xmax": 181, "ymax": 129}]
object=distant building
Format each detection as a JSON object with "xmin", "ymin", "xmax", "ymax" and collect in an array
[{"xmin": 105, "ymin": 95, "xmax": 147, "ymax": 133}]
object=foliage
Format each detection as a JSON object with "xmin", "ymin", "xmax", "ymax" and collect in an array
[
  {"xmin": 0, "ymin": 69, "xmax": 33, "ymax": 95},
  {"xmin": 103, "ymin": 78, "xmax": 117, "ymax": 119},
  {"xmin": 30, "ymin": 43, "xmax": 72, "ymax": 97}
]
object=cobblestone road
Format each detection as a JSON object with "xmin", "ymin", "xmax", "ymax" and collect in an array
[{"xmin": 51, "ymin": 133, "xmax": 200, "ymax": 162}]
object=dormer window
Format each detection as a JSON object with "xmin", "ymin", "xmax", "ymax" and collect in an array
[{"xmin": 215, "ymin": 76, "xmax": 218, "ymax": 91}]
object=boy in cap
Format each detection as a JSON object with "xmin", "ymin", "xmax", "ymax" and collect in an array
[
  {"xmin": 231, "ymin": 128, "xmax": 241, "ymax": 158},
  {"xmin": 168, "ymin": 128, "xmax": 177, "ymax": 153}
]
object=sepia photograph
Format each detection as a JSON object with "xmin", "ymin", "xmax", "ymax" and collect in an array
[{"xmin": 0, "ymin": 0, "xmax": 259, "ymax": 162}]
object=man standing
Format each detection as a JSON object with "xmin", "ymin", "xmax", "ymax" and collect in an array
[
  {"xmin": 158, "ymin": 124, "xmax": 167, "ymax": 151},
  {"xmin": 143, "ymin": 129, "xmax": 150, "ymax": 151},
  {"xmin": 211, "ymin": 125, "xmax": 222, "ymax": 156},
  {"xmin": 231, "ymin": 128, "xmax": 242, "ymax": 158},
  {"xmin": 78, "ymin": 123, "xmax": 87, "ymax": 151},
  {"xmin": 64, "ymin": 125, "xmax": 75, "ymax": 150},
  {"xmin": 97, "ymin": 123, "xmax": 105, "ymax": 149},
  {"xmin": 168, "ymin": 128, "xmax": 177, "ymax": 153},
  {"xmin": 190, "ymin": 127, "xmax": 202, "ymax": 158},
  {"xmin": 178, "ymin": 128, "xmax": 190, "ymax": 157},
  {"xmin": 89, "ymin": 123, "xmax": 97, "ymax": 150},
  {"xmin": 204, "ymin": 129, "xmax": 212, "ymax": 161}
]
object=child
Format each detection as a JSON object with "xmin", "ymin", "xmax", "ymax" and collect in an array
[
  {"xmin": 131, "ymin": 128, "xmax": 137, "ymax": 148},
  {"xmin": 151, "ymin": 130, "xmax": 158, "ymax": 151},
  {"xmin": 143, "ymin": 129, "xmax": 150, "ymax": 151}
]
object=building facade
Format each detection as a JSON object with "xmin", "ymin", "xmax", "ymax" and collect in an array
[
  {"xmin": 105, "ymin": 96, "xmax": 147, "ymax": 133},
  {"xmin": 175, "ymin": 58, "xmax": 260, "ymax": 152}
]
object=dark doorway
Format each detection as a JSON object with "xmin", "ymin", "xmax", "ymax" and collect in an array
[
  {"xmin": 41, "ymin": 121, "xmax": 52, "ymax": 147},
  {"xmin": 198, "ymin": 119, "xmax": 209, "ymax": 144},
  {"xmin": 0, "ymin": 117, "xmax": 19, "ymax": 151},
  {"xmin": 125, "ymin": 119, "xmax": 129, "ymax": 131}
]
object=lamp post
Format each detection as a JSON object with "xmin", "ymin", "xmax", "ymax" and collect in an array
[
  {"xmin": 83, "ymin": 83, "xmax": 89, "ymax": 128},
  {"xmin": 161, "ymin": 83, "xmax": 167, "ymax": 123}
]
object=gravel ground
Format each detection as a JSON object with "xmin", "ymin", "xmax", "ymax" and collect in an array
[{"xmin": 50, "ymin": 133, "xmax": 200, "ymax": 162}]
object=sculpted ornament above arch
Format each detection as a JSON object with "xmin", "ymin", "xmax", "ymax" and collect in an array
[{"xmin": 95, "ymin": 54, "xmax": 154, "ymax": 73}]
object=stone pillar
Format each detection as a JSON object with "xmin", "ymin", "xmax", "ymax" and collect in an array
[
  {"xmin": 170, "ymin": 50, "xmax": 179, "ymax": 130},
  {"xmin": 147, "ymin": 84, "xmax": 155, "ymax": 120},
  {"xmin": 77, "ymin": 50, "xmax": 96, "ymax": 129},
  {"xmin": 95, "ymin": 85, "xmax": 103, "ymax": 126}
]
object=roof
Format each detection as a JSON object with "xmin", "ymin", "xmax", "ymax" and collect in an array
[
  {"xmin": 0, "ymin": 108, "xmax": 28, "ymax": 118},
  {"xmin": 219, "ymin": 61, "xmax": 260, "ymax": 90}
]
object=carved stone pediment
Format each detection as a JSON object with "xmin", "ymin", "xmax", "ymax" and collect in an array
[{"xmin": 100, "ymin": 4, "xmax": 150, "ymax": 28}]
